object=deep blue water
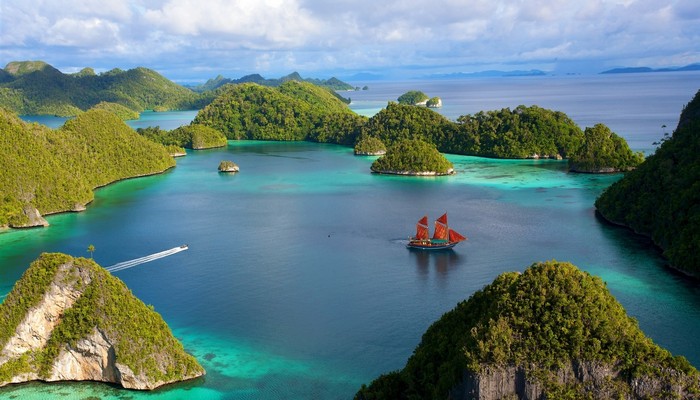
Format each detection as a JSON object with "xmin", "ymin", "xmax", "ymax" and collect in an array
[{"xmin": 4, "ymin": 72, "xmax": 700, "ymax": 399}]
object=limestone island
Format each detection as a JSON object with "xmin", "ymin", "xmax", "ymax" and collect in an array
[
  {"xmin": 397, "ymin": 90, "xmax": 442, "ymax": 108},
  {"xmin": 356, "ymin": 261, "xmax": 699, "ymax": 399},
  {"xmin": 370, "ymin": 138, "xmax": 454, "ymax": 176},
  {"xmin": 568, "ymin": 124, "xmax": 645, "ymax": 173},
  {"xmin": 0, "ymin": 108, "xmax": 176, "ymax": 230},
  {"xmin": 0, "ymin": 253, "xmax": 205, "ymax": 390},
  {"xmin": 218, "ymin": 160, "xmax": 240, "ymax": 173},
  {"xmin": 354, "ymin": 135, "xmax": 386, "ymax": 156}
]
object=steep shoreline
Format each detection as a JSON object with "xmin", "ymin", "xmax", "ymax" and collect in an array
[
  {"xmin": 370, "ymin": 167, "xmax": 455, "ymax": 176},
  {"xmin": 9, "ymin": 165, "xmax": 176, "ymax": 229},
  {"xmin": 594, "ymin": 211, "xmax": 698, "ymax": 280},
  {"xmin": 0, "ymin": 253, "xmax": 205, "ymax": 390}
]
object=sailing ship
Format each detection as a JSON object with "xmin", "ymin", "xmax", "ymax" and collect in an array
[{"xmin": 407, "ymin": 213, "xmax": 467, "ymax": 250}]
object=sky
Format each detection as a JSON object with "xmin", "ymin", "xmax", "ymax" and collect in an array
[{"xmin": 1, "ymin": 0, "xmax": 699, "ymax": 82}]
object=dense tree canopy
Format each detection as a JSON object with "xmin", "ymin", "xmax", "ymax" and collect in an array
[
  {"xmin": 193, "ymin": 81, "xmax": 366, "ymax": 145},
  {"xmin": 370, "ymin": 138, "xmax": 453, "ymax": 175},
  {"xmin": 354, "ymin": 135, "xmax": 386, "ymax": 155},
  {"xmin": 569, "ymin": 123, "xmax": 645, "ymax": 172},
  {"xmin": 596, "ymin": 90, "xmax": 700, "ymax": 276},
  {"xmin": 453, "ymin": 105, "xmax": 584, "ymax": 158},
  {"xmin": 357, "ymin": 261, "xmax": 698, "ymax": 399},
  {"xmin": 361, "ymin": 102, "xmax": 454, "ymax": 147},
  {"xmin": 138, "ymin": 124, "xmax": 227, "ymax": 150},
  {"xmin": 397, "ymin": 90, "xmax": 429, "ymax": 105},
  {"xmin": 0, "ymin": 107, "xmax": 174, "ymax": 227},
  {"xmin": 92, "ymin": 101, "xmax": 140, "ymax": 120}
]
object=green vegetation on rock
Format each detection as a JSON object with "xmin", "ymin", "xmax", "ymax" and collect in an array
[
  {"xmin": 193, "ymin": 81, "xmax": 366, "ymax": 145},
  {"xmin": 397, "ymin": 90, "xmax": 429, "ymax": 105},
  {"xmin": 596, "ymin": 90, "xmax": 700, "ymax": 277},
  {"xmin": 426, "ymin": 97, "xmax": 442, "ymax": 108},
  {"xmin": 370, "ymin": 138, "xmax": 453, "ymax": 175},
  {"xmin": 0, "ymin": 253, "xmax": 204, "ymax": 388},
  {"xmin": 454, "ymin": 105, "xmax": 584, "ymax": 159},
  {"xmin": 0, "ymin": 61, "xmax": 202, "ymax": 116},
  {"xmin": 354, "ymin": 135, "xmax": 386, "ymax": 155},
  {"xmin": 362, "ymin": 102, "xmax": 454, "ymax": 148},
  {"xmin": 92, "ymin": 101, "xmax": 140, "ymax": 120},
  {"xmin": 361, "ymin": 103, "xmax": 589, "ymax": 160},
  {"xmin": 356, "ymin": 261, "xmax": 699, "ymax": 399},
  {"xmin": 218, "ymin": 160, "xmax": 239, "ymax": 172},
  {"xmin": 0, "ymin": 107, "xmax": 175, "ymax": 227},
  {"xmin": 138, "ymin": 124, "xmax": 227, "ymax": 150},
  {"xmin": 569, "ymin": 123, "xmax": 645, "ymax": 172}
]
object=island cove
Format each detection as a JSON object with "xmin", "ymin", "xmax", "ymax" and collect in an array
[{"xmin": 3, "ymin": 78, "xmax": 645, "ymax": 229}]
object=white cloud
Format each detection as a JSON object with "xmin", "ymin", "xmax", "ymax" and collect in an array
[
  {"xmin": 0, "ymin": 0, "xmax": 698, "ymax": 77},
  {"xmin": 142, "ymin": 0, "xmax": 322, "ymax": 48},
  {"xmin": 44, "ymin": 18, "xmax": 121, "ymax": 47}
]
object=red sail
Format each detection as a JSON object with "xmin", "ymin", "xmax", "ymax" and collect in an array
[
  {"xmin": 415, "ymin": 224, "xmax": 429, "ymax": 240},
  {"xmin": 449, "ymin": 229, "xmax": 467, "ymax": 243},
  {"xmin": 415, "ymin": 216, "xmax": 430, "ymax": 239},
  {"xmin": 436, "ymin": 213, "xmax": 448, "ymax": 225},
  {"xmin": 432, "ymin": 221, "xmax": 448, "ymax": 240}
]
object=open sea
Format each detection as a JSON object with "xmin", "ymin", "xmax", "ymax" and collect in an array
[{"xmin": 4, "ymin": 71, "xmax": 700, "ymax": 399}]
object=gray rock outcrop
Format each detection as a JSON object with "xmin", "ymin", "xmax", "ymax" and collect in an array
[{"xmin": 9, "ymin": 205, "xmax": 49, "ymax": 228}]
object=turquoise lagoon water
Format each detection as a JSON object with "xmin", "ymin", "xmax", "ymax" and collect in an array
[{"xmin": 3, "ymin": 73, "xmax": 700, "ymax": 399}]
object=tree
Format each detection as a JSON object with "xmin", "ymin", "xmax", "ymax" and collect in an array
[{"xmin": 87, "ymin": 244, "xmax": 95, "ymax": 259}]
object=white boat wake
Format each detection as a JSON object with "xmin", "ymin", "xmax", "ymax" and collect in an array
[{"xmin": 105, "ymin": 245, "xmax": 188, "ymax": 273}]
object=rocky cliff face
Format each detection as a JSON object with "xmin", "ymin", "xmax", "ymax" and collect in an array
[
  {"xmin": 0, "ymin": 253, "xmax": 204, "ymax": 390},
  {"xmin": 448, "ymin": 360, "xmax": 695, "ymax": 400}
]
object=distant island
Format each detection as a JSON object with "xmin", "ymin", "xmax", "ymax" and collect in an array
[
  {"xmin": 0, "ymin": 61, "xmax": 204, "ymax": 116},
  {"xmin": 188, "ymin": 71, "xmax": 354, "ymax": 93},
  {"xmin": 0, "ymin": 61, "xmax": 355, "ymax": 117},
  {"xmin": 601, "ymin": 63, "xmax": 700, "ymax": 74},
  {"xmin": 0, "ymin": 253, "xmax": 204, "ymax": 390},
  {"xmin": 397, "ymin": 90, "xmax": 442, "ymax": 108},
  {"xmin": 426, "ymin": 69, "xmax": 548, "ymax": 79},
  {"xmin": 356, "ymin": 261, "xmax": 699, "ymax": 399},
  {"xmin": 194, "ymin": 84, "xmax": 643, "ymax": 174},
  {"xmin": 595, "ymin": 89, "xmax": 700, "ymax": 278}
]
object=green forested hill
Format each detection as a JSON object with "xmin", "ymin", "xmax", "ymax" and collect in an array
[
  {"xmin": 357, "ymin": 261, "xmax": 698, "ymax": 399},
  {"xmin": 595, "ymin": 90, "xmax": 700, "ymax": 277},
  {"xmin": 0, "ymin": 61, "xmax": 201, "ymax": 116},
  {"xmin": 361, "ymin": 103, "xmax": 642, "ymax": 171},
  {"xmin": 370, "ymin": 138, "xmax": 453, "ymax": 175},
  {"xmin": 193, "ymin": 81, "xmax": 366, "ymax": 145},
  {"xmin": 0, "ymin": 107, "xmax": 175, "ymax": 227},
  {"xmin": 0, "ymin": 252, "xmax": 204, "ymax": 389},
  {"xmin": 361, "ymin": 102, "xmax": 454, "ymax": 147},
  {"xmin": 138, "ymin": 124, "xmax": 227, "ymax": 150}
]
